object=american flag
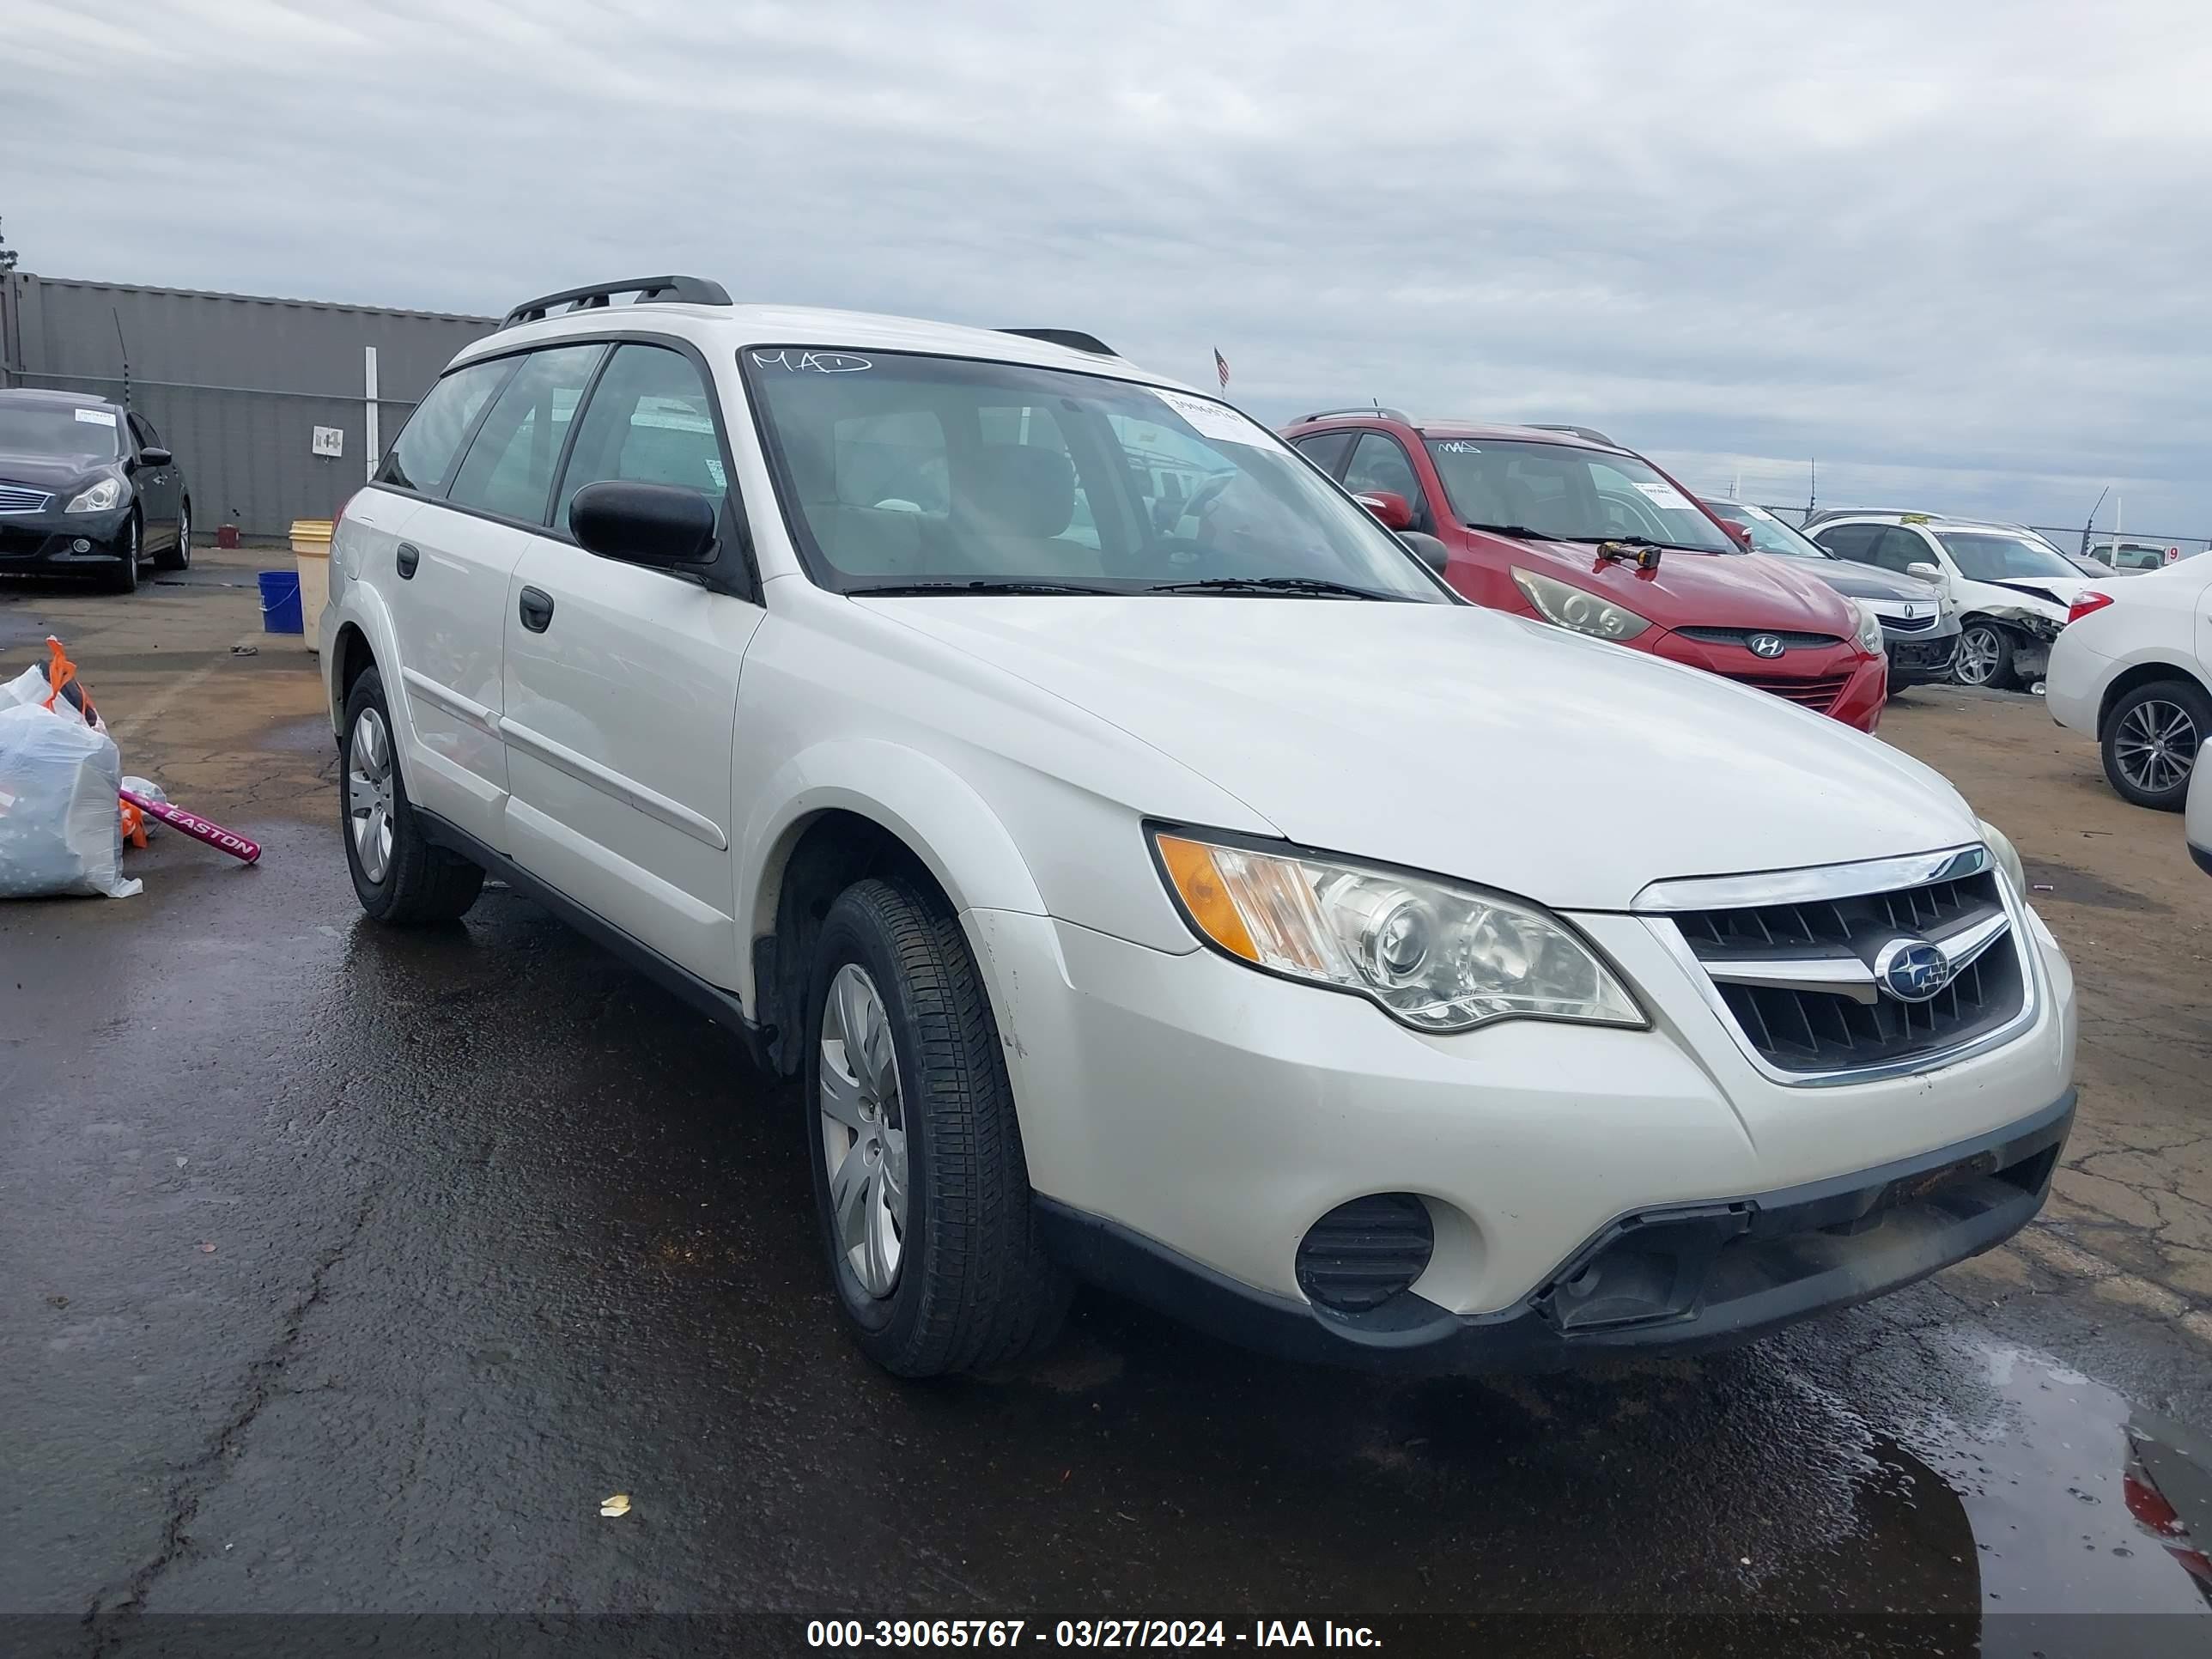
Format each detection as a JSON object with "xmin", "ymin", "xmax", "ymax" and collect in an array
[{"xmin": 1213, "ymin": 348, "xmax": 1231, "ymax": 389}]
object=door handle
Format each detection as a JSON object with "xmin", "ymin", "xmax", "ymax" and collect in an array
[
  {"xmin": 396, "ymin": 542, "xmax": 420, "ymax": 580},
  {"xmin": 518, "ymin": 586, "xmax": 555, "ymax": 633}
]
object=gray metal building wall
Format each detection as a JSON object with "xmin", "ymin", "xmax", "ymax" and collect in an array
[{"xmin": 0, "ymin": 273, "xmax": 494, "ymax": 538}]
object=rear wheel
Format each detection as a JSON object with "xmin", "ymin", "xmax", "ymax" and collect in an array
[
  {"xmin": 1952, "ymin": 620, "xmax": 2014, "ymax": 690},
  {"xmin": 100, "ymin": 514, "xmax": 141, "ymax": 594},
  {"xmin": 2102, "ymin": 679, "xmax": 2209, "ymax": 811},
  {"xmin": 340, "ymin": 667, "xmax": 485, "ymax": 922},
  {"xmin": 804, "ymin": 875, "xmax": 1069, "ymax": 1376},
  {"xmin": 154, "ymin": 499, "xmax": 191, "ymax": 571}
]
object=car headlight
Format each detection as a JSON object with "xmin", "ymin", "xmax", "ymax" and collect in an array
[
  {"xmin": 1152, "ymin": 830, "xmax": 1644, "ymax": 1034},
  {"xmin": 65, "ymin": 476, "xmax": 125, "ymax": 514},
  {"xmin": 1849, "ymin": 599, "xmax": 1886, "ymax": 655},
  {"xmin": 1510, "ymin": 567, "xmax": 1651, "ymax": 641},
  {"xmin": 1977, "ymin": 818, "xmax": 2025, "ymax": 897}
]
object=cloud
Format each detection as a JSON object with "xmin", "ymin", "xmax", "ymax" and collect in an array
[{"xmin": 7, "ymin": 0, "xmax": 2208, "ymax": 532}]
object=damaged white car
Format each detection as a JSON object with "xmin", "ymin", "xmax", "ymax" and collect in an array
[{"xmin": 1813, "ymin": 514, "xmax": 2094, "ymax": 690}]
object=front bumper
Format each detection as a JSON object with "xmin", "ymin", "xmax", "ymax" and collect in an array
[
  {"xmin": 1882, "ymin": 620, "xmax": 1961, "ymax": 688},
  {"xmin": 1038, "ymin": 1090, "xmax": 2072, "ymax": 1372},
  {"xmin": 0, "ymin": 507, "xmax": 132, "ymax": 568},
  {"xmin": 1649, "ymin": 632, "xmax": 1889, "ymax": 732},
  {"xmin": 967, "ymin": 895, "xmax": 2075, "ymax": 1372}
]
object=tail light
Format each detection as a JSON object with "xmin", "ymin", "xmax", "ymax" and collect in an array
[{"xmin": 2067, "ymin": 591, "xmax": 2114, "ymax": 625}]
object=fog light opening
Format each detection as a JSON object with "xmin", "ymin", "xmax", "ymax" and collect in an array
[{"xmin": 1296, "ymin": 1193, "xmax": 1435, "ymax": 1314}]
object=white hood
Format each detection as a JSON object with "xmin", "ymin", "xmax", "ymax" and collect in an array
[{"xmin": 863, "ymin": 597, "xmax": 1981, "ymax": 911}]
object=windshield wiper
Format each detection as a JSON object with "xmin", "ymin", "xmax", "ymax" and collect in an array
[
  {"xmin": 1143, "ymin": 575, "xmax": 1400, "ymax": 600},
  {"xmin": 1558, "ymin": 534, "xmax": 1713, "ymax": 554},
  {"xmin": 847, "ymin": 579, "xmax": 1122, "ymax": 597},
  {"xmin": 1464, "ymin": 521, "xmax": 1549, "ymax": 540}
]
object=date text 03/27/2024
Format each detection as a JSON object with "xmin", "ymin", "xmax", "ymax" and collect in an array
[{"xmin": 805, "ymin": 1620, "xmax": 1382, "ymax": 1649}]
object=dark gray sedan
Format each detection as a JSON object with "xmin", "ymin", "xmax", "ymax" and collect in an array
[
  {"xmin": 0, "ymin": 387, "xmax": 191, "ymax": 594},
  {"xmin": 1702, "ymin": 499, "xmax": 1958, "ymax": 690}
]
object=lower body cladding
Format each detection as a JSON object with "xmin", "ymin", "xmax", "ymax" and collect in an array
[
  {"xmin": 969, "ymin": 898, "xmax": 2075, "ymax": 1373},
  {"xmin": 0, "ymin": 507, "xmax": 133, "ymax": 571},
  {"xmin": 1884, "ymin": 623, "xmax": 1961, "ymax": 690}
]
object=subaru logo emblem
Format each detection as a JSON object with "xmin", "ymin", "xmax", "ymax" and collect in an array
[
  {"xmin": 1747, "ymin": 633, "xmax": 1786, "ymax": 659},
  {"xmin": 1874, "ymin": 937, "xmax": 1952, "ymax": 1003}
]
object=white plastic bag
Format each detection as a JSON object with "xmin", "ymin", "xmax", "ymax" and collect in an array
[
  {"xmin": 1, "ymin": 659, "xmax": 106, "ymax": 734},
  {"xmin": 0, "ymin": 702, "xmax": 141, "ymax": 898}
]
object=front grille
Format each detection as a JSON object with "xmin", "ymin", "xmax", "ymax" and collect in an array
[
  {"xmin": 1721, "ymin": 671, "xmax": 1852, "ymax": 713},
  {"xmin": 1879, "ymin": 611, "xmax": 1938, "ymax": 633},
  {"xmin": 1675, "ymin": 626, "xmax": 1843, "ymax": 650},
  {"xmin": 1674, "ymin": 869, "xmax": 2027, "ymax": 1075},
  {"xmin": 1676, "ymin": 871, "xmax": 1998, "ymax": 951},
  {"xmin": 1296, "ymin": 1194, "xmax": 1433, "ymax": 1312},
  {"xmin": 0, "ymin": 483, "xmax": 53, "ymax": 514}
]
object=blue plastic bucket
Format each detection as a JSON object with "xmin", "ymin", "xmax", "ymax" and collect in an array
[{"xmin": 258, "ymin": 569, "xmax": 303, "ymax": 634}]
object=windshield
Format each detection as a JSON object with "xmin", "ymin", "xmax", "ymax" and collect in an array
[
  {"xmin": 1423, "ymin": 438, "xmax": 1735, "ymax": 551},
  {"xmin": 1936, "ymin": 532, "xmax": 2081, "ymax": 582},
  {"xmin": 744, "ymin": 349, "xmax": 1447, "ymax": 600},
  {"xmin": 0, "ymin": 403, "xmax": 120, "ymax": 461},
  {"xmin": 1699, "ymin": 499, "xmax": 1828, "ymax": 560}
]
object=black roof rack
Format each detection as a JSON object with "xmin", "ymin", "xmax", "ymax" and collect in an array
[
  {"xmin": 1296, "ymin": 405, "xmax": 1411, "ymax": 423},
  {"xmin": 1526, "ymin": 423, "xmax": 1620, "ymax": 447},
  {"xmin": 998, "ymin": 327, "xmax": 1118, "ymax": 357},
  {"xmin": 500, "ymin": 276, "xmax": 732, "ymax": 331}
]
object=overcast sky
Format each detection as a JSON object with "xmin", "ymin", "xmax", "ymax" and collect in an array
[{"xmin": 9, "ymin": 0, "xmax": 2209, "ymax": 536}]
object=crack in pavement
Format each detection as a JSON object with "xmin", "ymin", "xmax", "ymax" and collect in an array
[{"xmin": 81, "ymin": 1187, "xmax": 380, "ymax": 1647}]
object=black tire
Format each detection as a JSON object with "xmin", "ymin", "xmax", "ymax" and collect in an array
[
  {"xmin": 2101, "ymin": 678, "xmax": 2209, "ymax": 812},
  {"xmin": 1952, "ymin": 619, "xmax": 2014, "ymax": 690},
  {"xmin": 154, "ymin": 499, "xmax": 191, "ymax": 571},
  {"xmin": 339, "ymin": 666, "xmax": 485, "ymax": 923},
  {"xmin": 101, "ymin": 514, "xmax": 141, "ymax": 594},
  {"xmin": 803, "ymin": 875, "xmax": 1070, "ymax": 1376}
]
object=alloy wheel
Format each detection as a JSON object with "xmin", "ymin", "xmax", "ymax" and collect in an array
[
  {"xmin": 2113, "ymin": 698, "xmax": 2198, "ymax": 796},
  {"xmin": 347, "ymin": 706, "xmax": 396, "ymax": 884},
  {"xmin": 177, "ymin": 504, "xmax": 191, "ymax": 568},
  {"xmin": 1954, "ymin": 625, "xmax": 2002, "ymax": 686},
  {"xmin": 818, "ymin": 963, "xmax": 908, "ymax": 1299}
]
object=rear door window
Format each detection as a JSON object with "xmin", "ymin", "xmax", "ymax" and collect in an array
[
  {"xmin": 1292, "ymin": 431, "xmax": 1355, "ymax": 479},
  {"xmin": 447, "ymin": 345, "xmax": 608, "ymax": 524},
  {"xmin": 1815, "ymin": 523, "xmax": 1880, "ymax": 562},
  {"xmin": 379, "ymin": 358, "xmax": 516, "ymax": 496}
]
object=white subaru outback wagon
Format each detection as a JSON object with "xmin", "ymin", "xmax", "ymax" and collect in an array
[{"xmin": 321, "ymin": 276, "xmax": 2077, "ymax": 1377}]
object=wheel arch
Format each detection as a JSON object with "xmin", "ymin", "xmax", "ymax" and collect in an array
[
  {"xmin": 738, "ymin": 744, "xmax": 1048, "ymax": 1078},
  {"xmin": 2097, "ymin": 659, "xmax": 2212, "ymax": 739}
]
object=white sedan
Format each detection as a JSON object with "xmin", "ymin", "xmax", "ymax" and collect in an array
[{"xmin": 2046, "ymin": 558, "xmax": 2212, "ymax": 811}]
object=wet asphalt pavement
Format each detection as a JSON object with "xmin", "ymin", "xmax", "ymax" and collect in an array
[{"xmin": 5, "ymin": 563, "xmax": 2212, "ymax": 1656}]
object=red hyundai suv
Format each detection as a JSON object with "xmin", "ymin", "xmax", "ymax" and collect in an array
[{"xmin": 1279, "ymin": 411, "xmax": 1888, "ymax": 731}]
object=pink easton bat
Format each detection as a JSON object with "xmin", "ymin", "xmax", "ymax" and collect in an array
[{"xmin": 119, "ymin": 789, "xmax": 261, "ymax": 866}]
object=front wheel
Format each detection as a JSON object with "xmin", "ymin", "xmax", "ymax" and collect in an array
[
  {"xmin": 340, "ymin": 666, "xmax": 485, "ymax": 922},
  {"xmin": 1952, "ymin": 620, "xmax": 2014, "ymax": 690},
  {"xmin": 100, "ymin": 514, "xmax": 141, "ymax": 594},
  {"xmin": 804, "ymin": 876, "xmax": 1069, "ymax": 1376},
  {"xmin": 2102, "ymin": 679, "xmax": 2209, "ymax": 811}
]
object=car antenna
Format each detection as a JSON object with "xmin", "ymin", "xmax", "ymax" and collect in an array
[{"xmin": 112, "ymin": 308, "xmax": 131, "ymax": 411}]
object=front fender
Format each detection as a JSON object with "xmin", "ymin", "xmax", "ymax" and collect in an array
[{"xmin": 736, "ymin": 738, "xmax": 1049, "ymax": 1006}]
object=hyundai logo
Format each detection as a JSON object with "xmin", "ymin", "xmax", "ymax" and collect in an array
[
  {"xmin": 1874, "ymin": 937, "xmax": 1952, "ymax": 1003},
  {"xmin": 1747, "ymin": 633, "xmax": 1787, "ymax": 659}
]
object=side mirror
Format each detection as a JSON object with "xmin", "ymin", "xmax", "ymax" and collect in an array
[
  {"xmin": 569, "ymin": 480, "xmax": 718, "ymax": 568},
  {"xmin": 137, "ymin": 447, "xmax": 172, "ymax": 468},
  {"xmin": 1354, "ymin": 489, "xmax": 1415, "ymax": 532},
  {"xmin": 1905, "ymin": 561, "xmax": 1945, "ymax": 586},
  {"xmin": 1399, "ymin": 531, "xmax": 1450, "ymax": 575},
  {"xmin": 1720, "ymin": 520, "xmax": 1753, "ymax": 550}
]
